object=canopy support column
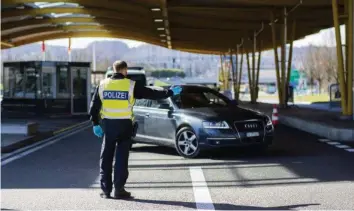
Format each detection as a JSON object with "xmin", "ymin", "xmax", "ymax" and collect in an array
[
  {"xmin": 234, "ymin": 46, "xmax": 239, "ymax": 100},
  {"xmin": 246, "ymin": 47, "xmax": 253, "ymax": 103},
  {"xmin": 236, "ymin": 42, "xmax": 244, "ymax": 101},
  {"xmin": 332, "ymin": 0, "xmax": 349, "ymax": 117},
  {"xmin": 270, "ymin": 12, "xmax": 282, "ymax": 106},
  {"xmin": 229, "ymin": 49, "xmax": 236, "ymax": 99},
  {"xmin": 285, "ymin": 21, "xmax": 296, "ymax": 106},
  {"xmin": 247, "ymin": 23, "xmax": 264, "ymax": 104},
  {"xmin": 251, "ymin": 32, "xmax": 257, "ymax": 103},
  {"xmin": 347, "ymin": 0, "xmax": 353, "ymax": 118},
  {"xmin": 280, "ymin": 7, "xmax": 288, "ymax": 107},
  {"xmin": 256, "ymin": 39, "xmax": 262, "ymax": 101}
]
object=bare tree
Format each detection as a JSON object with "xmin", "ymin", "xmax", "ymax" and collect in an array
[{"xmin": 301, "ymin": 29, "xmax": 338, "ymax": 94}]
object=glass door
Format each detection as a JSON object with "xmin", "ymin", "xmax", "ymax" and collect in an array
[
  {"xmin": 70, "ymin": 66, "xmax": 90, "ymax": 114},
  {"xmin": 41, "ymin": 63, "xmax": 56, "ymax": 99}
]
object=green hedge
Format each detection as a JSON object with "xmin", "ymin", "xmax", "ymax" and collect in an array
[{"xmin": 149, "ymin": 69, "xmax": 185, "ymax": 78}]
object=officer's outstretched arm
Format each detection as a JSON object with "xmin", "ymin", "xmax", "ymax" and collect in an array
[
  {"xmin": 134, "ymin": 83, "xmax": 173, "ymax": 100},
  {"xmin": 89, "ymin": 85, "xmax": 102, "ymax": 126}
]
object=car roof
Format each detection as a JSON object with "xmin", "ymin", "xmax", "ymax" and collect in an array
[
  {"xmin": 127, "ymin": 70, "xmax": 146, "ymax": 74},
  {"xmin": 162, "ymin": 84, "xmax": 212, "ymax": 88},
  {"xmin": 151, "ymin": 84, "xmax": 215, "ymax": 91},
  {"xmin": 105, "ymin": 70, "xmax": 146, "ymax": 78}
]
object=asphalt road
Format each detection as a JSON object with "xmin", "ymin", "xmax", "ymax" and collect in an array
[{"xmin": 2, "ymin": 124, "xmax": 354, "ymax": 210}]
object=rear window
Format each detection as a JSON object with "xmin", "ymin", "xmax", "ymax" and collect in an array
[{"xmin": 127, "ymin": 74, "xmax": 146, "ymax": 86}]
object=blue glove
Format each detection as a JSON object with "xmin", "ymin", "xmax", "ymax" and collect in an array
[
  {"xmin": 170, "ymin": 86, "xmax": 182, "ymax": 95},
  {"xmin": 93, "ymin": 125, "xmax": 104, "ymax": 138}
]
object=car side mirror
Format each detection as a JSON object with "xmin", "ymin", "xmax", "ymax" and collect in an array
[{"xmin": 159, "ymin": 103, "xmax": 172, "ymax": 110}]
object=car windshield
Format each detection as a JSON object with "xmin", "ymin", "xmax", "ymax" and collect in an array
[
  {"xmin": 171, "ymin": 87, "xmax": 231, "ymax": 109},
  {"xmin": 126, "ymin": 74, "xmax": 146, "ymax": 86},
  {"xmin": 106, "ymin": 71, "xmax": 146, "ymax": 86}
]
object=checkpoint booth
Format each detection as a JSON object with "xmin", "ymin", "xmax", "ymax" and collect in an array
[{"xmin": 1, "ymin": 61, "xmax": 91, "ymax": 116}]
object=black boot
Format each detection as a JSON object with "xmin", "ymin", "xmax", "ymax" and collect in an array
[
  {"xmin": 114, "ymin": 188, "xmax": 132, "ymax": 199},
  {"xmin": 100, "ymin": 192, "xmax": 111, "ymax": 199}
]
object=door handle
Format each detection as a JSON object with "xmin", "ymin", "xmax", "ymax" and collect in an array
[{"xmin": 145, "ymin": 113, "xmax": 150, "ymax": 117}]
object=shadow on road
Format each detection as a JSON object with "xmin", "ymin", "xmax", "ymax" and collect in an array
[
  {"xmin": 124, "ymin": 198, "xmax": 320, "ymax": 210},
  {"xmin": 2, "ymin": 124, "xmax": 354, "ymax": 190}
]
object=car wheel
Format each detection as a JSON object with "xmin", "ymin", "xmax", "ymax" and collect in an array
[{"xmin": 175, "ymin": 127, "xmax": 200, "ymax": 158}]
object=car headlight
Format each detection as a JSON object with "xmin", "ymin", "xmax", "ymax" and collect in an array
[
  {"xmin": 265, "ymin": 115, "xmax": 272, "ymax": 126},
  {"xmin": 202, "ymin": 121, "xmax": 230, "ymax": 129}
]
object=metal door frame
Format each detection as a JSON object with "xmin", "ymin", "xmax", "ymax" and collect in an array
[{"xmin": 70, "ymin": 66, "xmax": 91, "ymax": 115}]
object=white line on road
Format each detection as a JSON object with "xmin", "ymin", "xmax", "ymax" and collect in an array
[
  {"xmin": 335, "ymin": 145, "xmax": 351, "ymax": 149},
  {"xmin": 1, "ymin": 125, "xmax": 90, "ymax": 166},
  {"xmin": 318, "ymin": 139, "xmax": 330, "ymax": 142},
  {"xmin": 318, "ymin": 138, "xmax": 354, "ymax": 153},
  {"xmin": 327, "ymin": 142, "xmax": 341, "ymax": 145},
  {"xmin": 189, "ymin": 167, "xmax": 215, "ymax": 211},
  {"xmin": 1, "ymin": 121, "xmax": 90, "ymax": 161}
]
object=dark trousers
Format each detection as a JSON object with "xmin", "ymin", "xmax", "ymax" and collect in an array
[{"xmin": 100, "ymin": 118, "xmax": 133, "ymax": 194}]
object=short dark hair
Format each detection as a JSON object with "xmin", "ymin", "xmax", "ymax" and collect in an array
[{"xmin": 113, "ymin": 60, "xmax": 128, "ymax": 72}]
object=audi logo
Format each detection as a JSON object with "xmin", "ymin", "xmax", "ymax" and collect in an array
[{"xmin": 244, "ymin": 123, "xmax": 258, "ymax": 129}]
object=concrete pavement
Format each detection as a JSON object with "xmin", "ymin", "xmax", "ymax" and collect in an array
[{"xmin": 1, "ymin": 125, "xmax": 354, "ymax": 210}]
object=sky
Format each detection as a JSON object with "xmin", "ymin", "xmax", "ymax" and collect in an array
[{"xmin": 37, "ymin": 25, "xmax": 345, "ymax": 50}]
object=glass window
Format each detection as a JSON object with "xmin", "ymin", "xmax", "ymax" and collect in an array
[
  {"xmin": 3, "ymin": 66, "xmax": 16, "ymax": 98},
  {"xmin": 42, "ymin": 65, "xmax": 56, "ymax": 98},
  {"xmin": 12, "ymin": 67, "xmax": 25, "ymax": 98},
  {"xmin": 126, "ymin": 73, "xmax": 147, "ymax": 86},
  {"xmin": 57, "ymin": 67, "xmax": 70, "ymax": 98},
  {"xmin": 24, "ymin": 67, "xmax": 38, "ymax": 99},
  {"xmin": 134, "ymin": 99, "xmax": 149, "ymax": 107},
  {"xmin": 72, "ymin": 67, "xmax": 88, "ymax": 97},
  {"xmin": 172, "ymin": 87, "xmax": 230, "ymax": 109},
  {"xmin": 150, "ymin": 99, "xmax": 170, "ymax": 108}
]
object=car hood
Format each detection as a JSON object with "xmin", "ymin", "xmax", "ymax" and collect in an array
[{"xmin": 180, "ymin": 106, "xmax": 264, "ymax": 121}]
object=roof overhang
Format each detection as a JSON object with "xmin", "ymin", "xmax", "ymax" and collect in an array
[{"xmin": 1, "ymin": 0, "xmax": 345, "ymax": 54}]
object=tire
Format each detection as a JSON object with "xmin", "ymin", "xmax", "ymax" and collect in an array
[{"xmin": 175, "ymin": 127, "xmax": 201, "ymax": 158}]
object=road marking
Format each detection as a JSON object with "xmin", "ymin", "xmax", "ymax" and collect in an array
[
  {"xmin": 53, "ymin": 120, "xmax": 89, "ymax": 135},
  {"xmin": 189, "ymin": 167, "xmax": 215, "ymax": 211},
  {"xmin": 327, "ymin": 142, "xmax": 341, "ymax": 145},
  {"xmin": 1, "ymin": 121, "xmax": 90, "ymax": 161},
  {"xmin": 318, "ymin": 138, "xmax": 354, "ymax": 153},
  {"xmin": 318, "ymin": 139, "xmax": 330, "ymax": 142},
  {"xmin": 335, "ymin": 145, "xmax": 351, "ymax": 149},
  {"xmin": 1, "ymin": 124, "xmax": 90, "ymax": 166}
]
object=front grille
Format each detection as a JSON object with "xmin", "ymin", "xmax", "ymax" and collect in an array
[
  {"xmin": 234, "ymin": 120, "xmax": 263, "ymax": 132},
  {"xmin": 234, "ymin": 120, "xmax": 264, "ymax": 144}
]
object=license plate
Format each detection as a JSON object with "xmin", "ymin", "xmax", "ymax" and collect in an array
[{"xmin": 246, "ymin": 132, "xmax": 259, "ymax": 137}]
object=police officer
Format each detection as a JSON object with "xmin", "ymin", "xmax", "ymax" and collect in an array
[{"xmin": 89, "ymin": 60, "xmax": 182, "ymax": 199}]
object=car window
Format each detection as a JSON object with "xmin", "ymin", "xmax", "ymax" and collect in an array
[
  {"xmin": 150, "ymin": 99, "xmax": 170, "ymax": 108},
  {"xmin": 126, "ymin": 74, "xmax": 146, "ymax": 86},
  {"xmin": 134, "ymin": 99, "xmax": 149, "ymax": 107},
  {"xmin": 203, "ymin": 92, "xmax": 227, "ymax": 105},
  {"xmin": 171, "ymin": 87, "xmax": 230, "ymax": 109}
]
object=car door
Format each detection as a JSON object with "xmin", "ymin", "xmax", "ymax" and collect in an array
[
  {"xmin": 143, "ymin": 98, "xmax": 176, "ymax": 146},
  {"xmin": 132, "ymin": 98, "xmax": 150, "ymax": 143}
]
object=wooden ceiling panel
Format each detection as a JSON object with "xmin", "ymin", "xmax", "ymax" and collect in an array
[{"xmin": 0, "ymin": 0, "xmax": 341, "ymax": 54}]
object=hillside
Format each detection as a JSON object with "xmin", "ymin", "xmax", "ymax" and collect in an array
[{"xmin": 1, "ymin": 40, "xmax": 323, "ymax": 77}]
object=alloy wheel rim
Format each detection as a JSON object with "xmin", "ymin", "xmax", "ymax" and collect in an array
[{"xmin": 177, "ymin": 131, "xmax": 198, "ymax": 156}]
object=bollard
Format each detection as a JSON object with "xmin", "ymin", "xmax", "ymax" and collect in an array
[{"xmin": 271, "ymin": 104, "xmax": 279, "ymax": 126}]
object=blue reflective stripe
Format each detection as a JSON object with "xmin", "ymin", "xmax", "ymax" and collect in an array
[{"xmin": 103, "ymin": 91, "xmax": 129, "ymax": 100}]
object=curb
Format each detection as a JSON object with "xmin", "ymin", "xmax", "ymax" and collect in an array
[
  {"xmin": 242, "ymin": 104, "xmax": 354, "ymax": 142},
  {"xmin": 279, "ymin": 115, "xmax": 354, "ymax": 142},
  {"xmin": 1, "ymin": 120, "xmax": 90, "ymax": 153}
]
